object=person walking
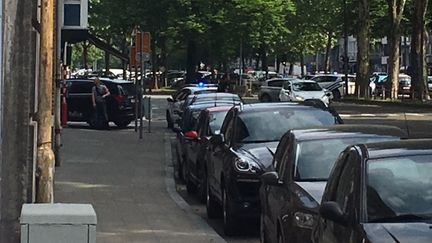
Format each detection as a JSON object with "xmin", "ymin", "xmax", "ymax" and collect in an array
[{"xmin": 92, "ymin": 78, "xmax": 110, "ymax": 129}]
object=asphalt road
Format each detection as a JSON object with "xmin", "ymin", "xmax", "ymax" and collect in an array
[{"xmin": 159, "ymin": 96, "xmax": 432, "ymax": 243}]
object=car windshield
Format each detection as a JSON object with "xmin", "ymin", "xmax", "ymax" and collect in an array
[
  {"xmin": 367, "ymin": 155, "xmax": 432, "ymax": 222},
  {"xmin": 292, "ymin": 82, "xmax": 322, "ymax": 91},
  {"xmin": 118, "ymin": 83, "xmax": 135, "ymax": 96},
  {"xmin": 294, "ymin": 136, "xmax": 398, "ymax": 181},
  {"xmin": 235, "ymin": 108, "xmax": 338, "ymax": 143},
  {"xmin": 208, "ymin": 111, "xmax": 228, "ymax": 134}
]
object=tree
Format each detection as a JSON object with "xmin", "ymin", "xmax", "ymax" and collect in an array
[
  {"xmin": 410, "ymin": 0, "xmax": 429, "ymax": 100},
  {"xmin": 357, "ymin": 0, "xmax": 371, "ymax": 97},
  {"xmin": 386, "ymin": 0, "xmax": 407, "ymax": 99}
]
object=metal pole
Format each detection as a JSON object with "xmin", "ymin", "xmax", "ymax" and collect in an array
[
  {"xmin": 343, "ymin": 0, "xmax": 349, "ymax": 96},
  {"xmin": 54, "ymin": 0, "xmax": 63, "ymax": 167},
  {"xmin": 139, "ymin": 32, "xmax": 144, "ymax": 139},
  {"xmin": 148, "ymin": 96, "xmax": 151, "ymax": 133},
  {"xmin": 239, "ymin": 39, "xmax": 243, "ymax": 86},
  {"xmin": 134, "ymin": 58, "xmax": 138, "ymax": 132}
]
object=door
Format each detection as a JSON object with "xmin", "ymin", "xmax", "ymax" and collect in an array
[
  {"xmin": 187, "ymin": 113, "xmax": 206, "ymax": 182},
  {"xmin": 66, "ymin": 81, "xmax": 94, "ymax": 121},
  {"xmin": 320, "ymin": 150, "xmax": 360, "ymax": 243},
  {"xmin": 268, "ymin": 80, "xmax": 285, "ymax": 101}
]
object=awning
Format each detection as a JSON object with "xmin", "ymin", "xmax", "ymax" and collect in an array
[{"xmin": 62, "ymin": 29, "xmax": 129, "ymax": 62}]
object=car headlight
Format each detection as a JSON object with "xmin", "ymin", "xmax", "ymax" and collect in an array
[
  {"xmin": 293, "ymin": 212, "xmax": 316, "ymax": 229},
  {"xmin": 295, "ymin": 96, "xmax": 305, "ymax": 101},
  {"xmin": 234, "ymin": 158, "xmax": 260, "ymax": 173}
]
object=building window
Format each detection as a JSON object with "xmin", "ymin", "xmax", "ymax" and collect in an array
[{"xmin": 64, "ymin": 4, "xmax": 81, "ymax": 26}]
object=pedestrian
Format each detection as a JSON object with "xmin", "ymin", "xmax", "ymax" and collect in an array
[{"xmin": 92, "ymin": 77, "xmax": 110, "ymax": 129}]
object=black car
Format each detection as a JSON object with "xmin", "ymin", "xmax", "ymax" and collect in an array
[
  {"xmin": 182, "ymin": 106, "xmax": 232, "ymax": 202},
  {"xmin": 205, "ymin": 102, "xmax": 344, "ymax": 236},
  {"xmin": 312, "ymin": 139, "xmax": 432, "ymax": 243},
  {"xmin": 175, "ymin": 101, "xmax": 240, "ymax": 181},
  {"xmin": 260, "ymin": 125, "xmax": 407, "ymax": 243},
  {"xmin": 66, "ymin": 78, "xmax": 136, "ymax": 128}
]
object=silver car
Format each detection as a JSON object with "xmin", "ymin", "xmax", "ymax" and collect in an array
[{"xmin": 258, "ymin": 78, "xmax": 294, "ymax": 102}]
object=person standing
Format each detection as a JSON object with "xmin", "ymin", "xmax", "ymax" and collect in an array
[{"xmin": 92, "ymin": 78, "xmax": 110, "ymax": 129}]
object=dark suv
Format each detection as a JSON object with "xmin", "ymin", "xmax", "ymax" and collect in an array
[{"xmin": 66, "ymin": 78, "xmax": 136, "ymax": 128}]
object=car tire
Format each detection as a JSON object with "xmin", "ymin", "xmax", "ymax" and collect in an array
[
  {"xmin": 261, "ymin": 94, "xmax": 272, "ymax": 102},
  {"xmin": 166, "ymin": 110, "xmax": 173, "ymax": 129},
  {"xmin": 222, "ymin": 187, "xmax": 237, "ymax": 236},
  {"xmin": 114, "ymin": 120, "xmax": 131, "ymax": 128},
  {"xmin": 260, "ymin": 212, "xmax": 270, "ymax": 243},
  {"xmin": 206, "ymin": 176, "xmax": 220, "ymax": 219}
]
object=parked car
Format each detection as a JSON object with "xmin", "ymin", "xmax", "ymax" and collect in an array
[
  {"xmin": 427, "ymin": 76, "xmax": 432, "ymax": 92},
  {"xmin": 182, "ymin": 106, "xmax": 233, "ymax": 201},
  {"xmin": 258, "ymin": 78, "xmax": 295, "ymax": 102},
  {"xmin": 312, "ymin": 139, "xmax": 432, "ymax": 243},
  {"xmin": 205, "ymin": 102, "xmax": 344, "ymax": 235},
  {"xmin": 66, "ymin": 78, "xmax": 136, "ymax": 128},
  {"xmin": 373, "ymin": 73, "xmax": 412, "ymax": 97},
  {"xmin": 279, "ymin": 79, "xmax": 332, "ymax": 105},
  {"xmin": 310, "ymin": 74, "xmax": 356, "ymax": 100},
  {"xmin": 175, "ymin": 101, "xmax": 242, "ymax": 181},
  {"xmin": 166, "ymin": 85, "xmax": 218, "ymax": 128},
  {"xmin": 176, "ymin": 93, "xmax": 242, "ymax": 128},
  {"xmin": 260, "ymin": 125, "xmax": 406, "ymax": 243}
]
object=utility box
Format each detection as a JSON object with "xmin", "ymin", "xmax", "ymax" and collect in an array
[{"xmin": 20, "ymin": 204, "xmax": 97, "ymax": 243}]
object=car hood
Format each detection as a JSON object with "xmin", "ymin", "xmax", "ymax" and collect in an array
[
  {"xmin": 235, "ymin": 142, "xmax": 278, "ymax": 171},
  {"xmin": 293, "ymin": 91, "xmax": 325, "ymax": 99},
  {"xmin": 364, "ymin": 223, "xmax": 432, "ymax": 243},
  {"xmin": 293, "ymin": 181, "xmax": 327, "ymax": 208}
]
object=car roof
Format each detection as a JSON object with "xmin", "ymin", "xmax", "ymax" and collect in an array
[
  {"xmin": 191, "ymin": 92, "xmax": 240, "ymax": 99},
  {"xmin": 287, "ymin": 79, "xmax": 317, "ymax": 84},
  {"xmin": 360, "ymin": 139, "xmax": 432, "ymax": 160},
  {"xmin": 206, "ymin": 106, "xmax": 234, "ymax": 112},
  {"xmin": 238, "ymin": 102, "xmax": 328, "ymax": 113},
  {"xmin": 187, "ymin": 101, "xmax": 239, "ymax": 111},
  {"xmin": 183, "ymin": 87, "xmax": 218, "ymax": 92},
  {"xmin": 289, "ymin": 124, "xmax": 407, "ymax": 142},
  {"xmin": 66, "ymin": 78, "xmax": 134, "ymax": 84}
]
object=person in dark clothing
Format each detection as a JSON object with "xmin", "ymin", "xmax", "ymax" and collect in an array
[{"xmin": 91, "ymin": 78, "xmax": 110, "ymax": 129}]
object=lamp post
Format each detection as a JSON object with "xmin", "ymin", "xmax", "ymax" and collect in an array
[{"xmin": 343, "ymin": 0, "xmax": 349, "ymax": 96}]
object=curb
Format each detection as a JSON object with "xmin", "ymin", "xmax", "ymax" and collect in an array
[{"xmin": 164, "ymin": 133, "xmax": 227, "ymax": 243}]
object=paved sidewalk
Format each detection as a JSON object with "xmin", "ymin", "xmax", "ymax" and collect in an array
[{"xmin": 54, "ymin": 111, "xmax": 225, "ymax": 242}]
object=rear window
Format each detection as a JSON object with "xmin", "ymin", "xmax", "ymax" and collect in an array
[
  {"xmin": 268, "ymin": 80, "xmax": 284, "ymax": 87},
  {"xmin": 67, "ymin": 81, "xmax": 93, "ymax": 94},
  {"xmin": 118, "ymin": 83, "xmax": 136, "ymax": 96}
]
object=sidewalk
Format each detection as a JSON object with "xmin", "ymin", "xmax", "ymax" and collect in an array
[{"xmin": 54, "ymin": 111, "xmax": 225, "ymax": 242}]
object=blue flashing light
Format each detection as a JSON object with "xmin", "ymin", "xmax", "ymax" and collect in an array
[{"xmin": 197, "ymin": 82, "xmax": 205, "ymax": 88}]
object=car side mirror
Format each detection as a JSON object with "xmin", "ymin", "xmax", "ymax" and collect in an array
[
  {"xmin": 261, "ymin": 172, "xmax": 281, "ymax": 186},
  {"xmin": 167, "ymin": 97, "xmax": 175, "ymax": 103},
  {"xmin": 185, "ymin": 131, "xmax": 199, "ymax": 140},
  {"xmin": 210, "ymin": 134, "xmax": 225, "ymax": 145},
  {"xmin": 319, "ymin": 201, "xmax": 349, "ymax": 226}
]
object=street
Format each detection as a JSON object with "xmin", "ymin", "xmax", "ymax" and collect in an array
[{"xmin": 54, "ymin": 96, "xmax": 432, "ymax": 243}]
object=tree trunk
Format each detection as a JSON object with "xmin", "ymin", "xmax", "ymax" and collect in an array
[
  {"xmin": 387, "ymin": 0, "xmax": 407, "ymax": 99},
  {"xmin": 289, "ymin": 63, "xmax": 294, "ymax": 75},
  {"xmin": 83, "ymin": 42, "xmax": 88, "ymax": 69},
  {"xmin": 300, "ymin": 53, "xmax": 305, "ymax": 76},
  {"xmin": 186, "ymin": 39, "xmax": 197, "ymax": 84},
  {"xmin": 357, "ymin": 0, "xmax": 370, "ymax": 98},
  {"xmin": 324, "ymin": 31, "xmax": 333, "ymax": 73},
  {"xmin": 410, "ymin": 0, "xmax": 429, "ymax": 100},
  {"xmin": 151, "ymin": 33, "xmax": 158, "ymax": 90},
  {"xmin": 261, "ymin": 45, "xmax": 268, "ymax": 77}
]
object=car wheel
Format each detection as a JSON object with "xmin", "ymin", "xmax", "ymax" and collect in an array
[
  {"xmin": 197, "ymin": 167, "xmax": 207, "ymax": 203},
  {"xmin": 206, "ymin": 176, "xmax": 220, "ymax": 219},
  {"xmin": 261, "ymin": 94, "xmax": 272, "ymax": 102},
  {"xmin": 114, "ymin": 120, "xmax": 131, "ymax": 128},
  {"xmin": 260, "ymin": 212, "xmax": 270, "ymax": 243},
  {"xmin": 166, "ymin": 110, "xmax": 173, "ymax": 129},
  {"xmin": 223, "ymin": 187, "xmax": 237, "ymax": 236}
]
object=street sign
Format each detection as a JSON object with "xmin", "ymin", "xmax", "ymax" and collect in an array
[{"xmin": 135, "ymin": 31, "xmax": 151, "ymax": 54}]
